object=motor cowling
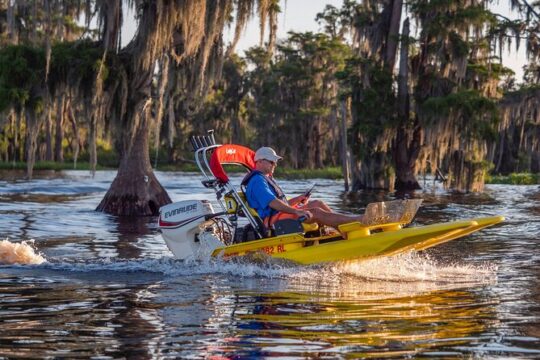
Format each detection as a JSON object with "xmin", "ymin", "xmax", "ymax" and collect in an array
[
  {"xmin": 159, "ymin": 200, "xmax": 213, "ymax": 226},
  {"xmin": 158, "ymin": 200, "xmax": 222, "ymax": 260}
]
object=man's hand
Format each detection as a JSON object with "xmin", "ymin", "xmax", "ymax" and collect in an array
[
  {"xmin": 270, "ymin": 199, "xmax": 312, "ymax": 221},
  {"xmin": 295, "ymin": 209, "xmax": 313, "ymax": 221},
  {"xmin": 288, "ymin": 194, "xmax": 310, "ymax": 206},
  {"xmin": 299, "ymin": 194, "xmax": 311, "ymax": 205}
]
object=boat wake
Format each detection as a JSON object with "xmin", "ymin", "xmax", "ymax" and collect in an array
[
  {"xmin": 0, "ymin": 239, "xmax": 45, "ymax": 265},
  {"xmin": 330, "ymin": 251, "xmax": 497, "ymax": 283},
  {"xmin": 1, "ymin": 239, "xmax": 496, "ymax": 292},
  {"xmin": 27, "ymin": 252, "xmax": 494, "ymax": 300}
]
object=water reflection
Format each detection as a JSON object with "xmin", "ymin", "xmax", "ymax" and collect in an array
[
  {"xmin": 0, "ymin": 170, "xmax": 539, "ymax": 358},
  {"xmin": 0, "ymin": 271, "xmax": 166, "ymax": 359},
  {"xmin": 111, "ymin": 216, "xmax": 154, "ymax": 259},
  {"xmin": 178, "ymin": 270, "xmax": 497, "ymax": 358}
]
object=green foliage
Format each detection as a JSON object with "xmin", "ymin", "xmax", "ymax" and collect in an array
[
  {"xmin": 74, "ymin": 144, "xmax": 119, "ymax": 168},
  {"xmin": 50, "ymin": 40, "xmax": 106, "ymax": 93},
  {"xmin": 154, "ymin": 163, "xmax": 200, "ymax": 172},
  {"xmin": 522, "ymin": 64, "xmax": 540, "ymax": 85},
  {"xmin": 34, "ymin": 97, "xmax": 45, "ymax": 114},
  {"xmin": 420, "ymin": 89, "xmax": 498, "ymax": 139},
  {"xmin": 0, "ymin": 45, "xmax": 45, "ymax": 111},
  {"xmin": 421, "ymin": 89, "xmax": 495, "ymax": 117},
  {"xmin": 0, "ymin": 161, "xmax": 113, "ymax": 171},
  {"xmin": 448, "ymin": 31, "xmax": 470, "ymax": 57},
  {"xmin": 244, "ymin": 47, "xmax": 272, "ymax": 68},
  {"xmin": 0, "ymin": 160, "xmax": 344, "ymax": 179},
  {"xmin": 411, "ymin": 1, "xmax": 496, "ymax": 35},
  {"xmin": 245, "ymin": 31, "xmax": 350, "ymax": 168},
  {"xmin": 274, "ymin": 166, "xmax": 343, "ymax": 179},
  {"xmin": 1, "ymin": 0, "xmax": 535, "ymax": 187},
  {"xmin": 0, "ymin": 41, "xmax": 107, "ymax": 113},
  {"xmin": 486, "ymin": 172, "xmax": 540, "ymax": 185},
  {"xmin": 340, "ymin": 57, "xmax": 396, "ymax": 139},
  {"xmin": 503, "ymin": 84, "xmax": 540, "ymax": 98},
  {"xmin": 315, "ymin": 4, "xmax": 352, "ymax": 39},
  {"xmin": 467, "ymin": 63, "xmax": 514, "ymax": 78}
]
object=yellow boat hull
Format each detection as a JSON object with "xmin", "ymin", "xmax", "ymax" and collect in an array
[{"xmin": 211, "ymin": 216, "xmax": 504, "ymax": 265}]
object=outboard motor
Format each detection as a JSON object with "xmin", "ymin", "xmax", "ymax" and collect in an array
[{"xmin": 158, "ymin": 200, "xmax": 224, "ymax": 260}]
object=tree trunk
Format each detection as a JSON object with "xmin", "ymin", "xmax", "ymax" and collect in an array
[
  {"xmin": 359, "ymin": 151, "xmax": 395, "ymax": 191},
  {"xmin": 340, "ymin": 100, "xmax": 351, "ymax": 191},
  {"xmin": 166, "ymin": 102, "xmax": 177, "ymax": 163},
  {"xmin": 25, "ymin": 108, "xmax": 44, "ymax": 180},
  {"xmin": 7, "ymin": 1, "xmax": 18, "ymax": 44},
  {"xmin": 12, "ymin": 110, "xmax": 21, "ymax": 163},
  {"xmin": 397, "ymin": 18, "xmax": 409, "ymax": 119},
  {"xmin": 96, "ymin": 112, "xmax": 171, "ymax": 216},
  {"xmin": 54, "ymin": 93, "xmax": 65, "ymax": 162},
  {"xmin": 446, "ymin": 150, "xmax": 485, "ymax": 193},
  {"xmin": 231, "ymin": 105, "xmax": 242, "ymax": 145},
  {"xmin": 44, "ymin": 108, "xmax": 53, "ymax": 161},
  {"xmin": 494, "ymin": 129, "xmax": 507, "ymax": 173},
  {"xmin": 393, "ymin": 18, "xmax": 421, "ymax": 191},
  {"xmin": 96, "ymin": 60, "xmax": 171, "ymax": 216},
  {"xmin": 89, "ymin": 109, "xmax": 97, "ymax": 175},
  {"xmin": 68, "ymin": 100, "xmax": 80, "ymax": 168},
  {"xmin": 384, "ymin": 0, "xmax": 403, "ymax": 71},
  {"xmin": 394, "ymin": 119, "xmax": 422, "ymax": 191},
  {"xmin": 96, "ymin": 0, "xmax": 178, "ymax": 216},
  {"xmin": 350, "ymin": 154, "xmax": 363, "ymax": 192},
  {"xmin": 315, "ymin": 120, "xmax": 324, "ymax": 168}
]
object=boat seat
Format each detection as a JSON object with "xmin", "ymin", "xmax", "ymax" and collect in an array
[
  {"xmin": 224, "ymin": 192, "xmax": 260, "ymax": 218},
  {"xmin": 223, "ymin": 192, "xmax": 318, "ymax": 234},
  {"xmin": 338, "ymin": 221, "xmax": 402, "ymax": 238}
]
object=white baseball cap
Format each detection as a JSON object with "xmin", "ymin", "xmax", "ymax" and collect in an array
[{"xmin": 254, "ymin": 147, "xmax": 282, "ymax": 162}]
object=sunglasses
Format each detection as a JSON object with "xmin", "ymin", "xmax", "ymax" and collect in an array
[{"xmin": 265, "ymin": 159, "xmax": 276, "ymax": 166}]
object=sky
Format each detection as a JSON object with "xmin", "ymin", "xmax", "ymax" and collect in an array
[
  {"xmin": 226, "ymin": 0, "xmax": 528, "ymax": 80},
  {"xmin": 226, "ymin": 0, "xmax": 341, "ymax": 51},
  {"xmin": 122, "ymin": 0, "xmax": 528, "ymax": 80}
]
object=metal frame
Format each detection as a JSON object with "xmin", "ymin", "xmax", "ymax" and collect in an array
[{"xmin": 191, "ymin": 135, "xmax": 264, "ymax": 239}]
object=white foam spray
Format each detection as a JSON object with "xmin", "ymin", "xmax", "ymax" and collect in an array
[
  {"xmin": 0, "ymin": 239, "xmax": 46, "ymax": 265},
  {"xmin": 1, "ymin": 239, "xmax": 496, "ymax": 298},
  {"xmin": 308, "ymin": 251, "xmax": 498, "ymax": 299},
  {"xmin": 330, "ymin": 251, "xmax": 497, "ymax": 283},
  {"xmin": 39, "ymin": 250, "xmax": 496, "ymax": 285}
]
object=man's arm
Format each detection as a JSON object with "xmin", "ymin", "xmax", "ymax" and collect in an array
[
  {"xmin": 288, "ymin": 194, "xmax": 309, "ymax": 206},
  {"xmin": 269, "ymin": 199, "xmax": 312, "ymax": 219}
]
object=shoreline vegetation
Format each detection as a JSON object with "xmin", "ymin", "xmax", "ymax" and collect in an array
[
  {"xmin": 1, "ymin": 0, "xmax": 539, "ymax": 216},
  {"xmin": 1, "ymin": 161, "xmax": 538, "ymax": 185},
  {"xmin": 0, "ymin": 160, "xmax": 343, "ymax": 179}
]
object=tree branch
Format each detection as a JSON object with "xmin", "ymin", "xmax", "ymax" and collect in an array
[{"xmin": 514, "ymin": 0, "xmax": 540, "ymax": 20}]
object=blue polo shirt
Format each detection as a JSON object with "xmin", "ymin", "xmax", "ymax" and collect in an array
[{"xmin": 245, "ymin": 173, "xmax": 278, "ymax": 219}]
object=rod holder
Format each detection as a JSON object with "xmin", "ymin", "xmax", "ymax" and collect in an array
[
  {"xmin": 201, "ymin": 136, "xmax": 210, "ymax": 147},
  {"xmin": 190, "ymin": 136, "xmax": 198, "ymax": 151},
  {"xmin": 195, "ymin": 136, "xmax": 204, "ymax": 149},
  {"xmin": 207, "ymin": 130, "xmax": 216, "ymax": 145}
]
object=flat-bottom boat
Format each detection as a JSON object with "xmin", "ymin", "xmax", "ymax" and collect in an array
[{"xmin": 158, "ymin": 134, "xmax": 504, "ymax": 265}]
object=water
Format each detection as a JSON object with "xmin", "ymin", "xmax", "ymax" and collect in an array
[{"xmin": 0, "ymin": 170, "xmax": 539, "ymax": 358}]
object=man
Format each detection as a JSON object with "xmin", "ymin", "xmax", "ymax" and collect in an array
[{"xmin": 243, "ymin": 146, "xmax": 364, "ymax": 230}]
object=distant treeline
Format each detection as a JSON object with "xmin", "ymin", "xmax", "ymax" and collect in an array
[{"xmin": 0, "ymin": 0, "xmax": 539, "ymax": 215}]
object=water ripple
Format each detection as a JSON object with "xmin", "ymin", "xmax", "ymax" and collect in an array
[{"xmin": 0, "ymin": 170, "xmax": 538, "ymax": 358}]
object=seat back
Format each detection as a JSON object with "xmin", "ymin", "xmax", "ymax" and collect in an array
[
  {"xmin": 223, "ymin": 191, "xmax": 270, "ymax": 238},
  {"xmin": 223, "ymin": 192, "xmax": 260, "ymax": 218},
  {"xmin": 191, "ymin": 139, "xmax": 316, "ymax": 238},
  {"xmin": 192, "ymin": 142, "xmax": 266, "ymax": 238},
  {"xmin": 226, "ymin": 192, "xmax": 319, "ymax": 236}
]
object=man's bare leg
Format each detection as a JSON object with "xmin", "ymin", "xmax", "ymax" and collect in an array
[
  {"xmin": 306, "ymin": 207, "xmax": 363, "ymax": 229},
  {"xmin": 304, "ymin": 199, "xmax": 332, "ymax": 212}
]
